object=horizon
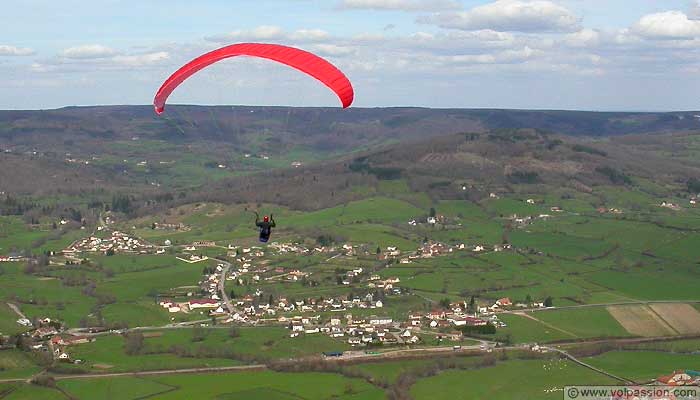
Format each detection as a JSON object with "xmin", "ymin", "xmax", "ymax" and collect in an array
[{"xmin": 4, "ymin": 103, "xmax": 700, "ymax": 114}]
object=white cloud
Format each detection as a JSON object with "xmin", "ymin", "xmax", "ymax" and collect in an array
[
  {"xmin": 310, "ymin": 44, "xmax": 356, "ymax": 57},
  {"xmin": 290, "ymin": 29, "xmax": 330, "ymax": 41},
  {"xmin": 418, "ymin": 0, "xmax": 581, "ymax": 33},
  {"xmin": 337, "ymin": 0, "xmax": 460, "ymax": 11},
  {"xmin": 564, "ymin": 28, "xmax": 601, "ymax": 48},
  {"xmin": 205, "ymin": 26, "xmax": 333, "ymax": 45},
  {"xmin": 632, "ymin": 11, "xmax": 700, "ymax": 39},
  {"xmin": 112, "ymin": 51, "xmax": 169, "ymax": 66},
  {"xmin": 205, "ymin": 25, "xmax": 285, "ymax": 42},
  {"xmin": 444, "ymin": 46, "xmax": 541, "ymax": 64},
  {"xmin": 61, "ymin": 45, "xmax": 117, "ymax": 59},
  {"xmin": 0, "ymin": 45, "xmax": 35, "ymax": 56},
  {"xmin": 690, "ymin": 1, "xmax": 700, "ymax": 20}
]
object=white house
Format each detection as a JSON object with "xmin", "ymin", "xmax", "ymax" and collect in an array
[{"xmin": 369, "ymin": 316, "xmax": 393, "ymax": 325}]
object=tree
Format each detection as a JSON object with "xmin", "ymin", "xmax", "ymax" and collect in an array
[
  {"xmin": 525, "ymin": 294, "xmax": 532, "ymax": 304},
  {"xmin": 376, "ymin": 246, "xmax": 381, "ymax": 255},
  {"xmin": 191, "ymin": 326, "xmax": 206, "ymax": 342},
  {"xmin": 229, "ymin": 289, "xmax": 236, "ymax": 299},
  {"xmin": 688, "ymin": 177, "xmax": 700, "ymax": 194},
  {"xmin": 268, "ymin": 294, "xmax": 274, "ymax": 305},
  {"xmin": 429, "ymin": 207, "xmax": 436, "ymax": 218},
  {"xmin": 151, "ymin": 222, "xmax": 156, "ymax": 230},
  {"xmin": 439, "ymin": 298, "xmax": 451, "ymax": 309},
  {"xmin": 468, "ymin": 296, "xmax": 476, "ymax": 313},
  {"xmin": 229, "ymin": 327, "xmax": 240, "ymax": 338},
  {"xmin": 544, "ymin": 296, "xmax": 553, "ymax": 307},
  {"xmin": 124, "ymin": 332, "xmax": 144, "ymax": 355}
]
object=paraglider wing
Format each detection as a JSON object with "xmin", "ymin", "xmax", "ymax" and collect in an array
[{"xmin": 153, "ymin": 43, "xmax": 354, "ymax": 114}]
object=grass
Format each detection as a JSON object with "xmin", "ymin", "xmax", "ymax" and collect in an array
[
  {"xmin": 585, "ymin": 351, "xmax": 700, "ymax": 382},
  {"xmin": 58, "ymin": 376, "xmax": 175, "ymax": 400},
  {"xmin": 1, "ymin": 383, "xmax": 65, "ymax": 400},
  {"xmin": 347, "ymin": 359, "xmax": 436, "ymax": 385},
  {"xmin": 410, "ymin": 358, "xmax": 616, "ymax": 400},
  {"xmin": 0, "ymin": 349, "xmax": 42, "ymax": 379},
  {"xmin": 494, "ymin": 314, "xmax": 574, "ymax": 344},
  {"xmin": 0, "ymin": 265, "xmax": 96, "ymax": 327},
  {"xmin": 149, "ymin": 371, "xmax": 386, "ymax": 400},
  {"xmin": 531, "ymin": 307, "xmax": 631, "ymax": 339},
  {"xmin": 141, "ymin": 326, "xmax": 349, "ymax": 360},
  {"xmin": 0, "ymin": 303, "xmax": 29, "ymax": 336},
  {"xmin": 65, "ymin": 334, "xmax": 240, "ymax": 373}
]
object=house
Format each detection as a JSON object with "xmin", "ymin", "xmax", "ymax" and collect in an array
[
  {"xmin": 657, "ymin": 371, "xmax": 697, "ymax": 386},
  {"xmin": 369, "ymin": 316, "xmax": 393, "ymax": 325},
  {"xmin": 330, "ymin": 318, "xmax": 341, "ymax": 326},
  {"xmin": 32, "ymin": 327, "xmax": 58, "ymax": 339},
  {"xmin": 188, "ymin": 299, "xmax": 219, "ymax": 310},
  {"xmin": 495, "ymin": 298, "xmax": 512, "ymax": 307},
  {"xmin": 291, "ymin": 324, "xmax": 304, "ymax": 332},
  {"xmin": 52, "ymin": 335, "xmax": 93, "ymax": 346}
]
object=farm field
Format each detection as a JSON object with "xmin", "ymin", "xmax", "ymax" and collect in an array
[
  {"xmin": 607, "ymin": 305, "xmax": 676, "ymax": 337},
  {"xmin": 528, "ymin": 307, "xmax": 630, "ymax": 339},
  {"xmin": 584, "ymin": 351, "xmax": 700, "ymax": 382},
  {"xmin": 410, "ymin": 358, "xmax": 617, "ymax": 400},
  {"xmin": 648, "ymin": 304, "xmax": 700, "ymax": 335}
]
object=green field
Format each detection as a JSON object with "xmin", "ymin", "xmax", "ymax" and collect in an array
[
  {"xmin": 585, "ymin": 351, "xmax": 700, "ymax": 382},
  {"xmin": 530, "ymin": 307, "xmax": 630, "ymax": 339},
  {"xmin": 38, "ymin": 370, "xmax": 389, "ymax": 400},
  {"xmin": 410, "ymin": 358, "xmax": 616, "ymax": 400}
]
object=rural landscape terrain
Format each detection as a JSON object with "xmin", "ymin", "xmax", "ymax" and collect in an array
[{"xmin": 2, "ymin": 106, "xmax": 700, "ymax": 399}]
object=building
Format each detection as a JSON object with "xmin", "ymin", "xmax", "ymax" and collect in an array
[
  {"xmin": 188, "ymin": 299, "xmax": 219, "ymax": 310},
  {"xmin": 369, "ymin": 316, "xmax": 393, "ymax": 325}
]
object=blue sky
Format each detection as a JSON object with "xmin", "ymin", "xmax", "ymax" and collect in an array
[{"xmin": 1, "ymin": 0, "xmax": 699, "ymax": 111}]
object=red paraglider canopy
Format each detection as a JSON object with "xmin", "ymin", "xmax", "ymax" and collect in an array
[{"xmin": 153, "ymin": 43, "xmax": 354, "ymax": 114}]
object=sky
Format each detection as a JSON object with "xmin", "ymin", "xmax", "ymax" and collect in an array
[{"xmin": 1, "ymin": 0, "xmax": 700, "ymax": 111}]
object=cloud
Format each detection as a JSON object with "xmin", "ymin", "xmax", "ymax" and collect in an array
[
  {"xmin": 0, "ymin": 45, "xmax": 35, "ymax": 56},
  {"xmin": 384, "ymin": 24, "xmax": 397, "ymax": 31},
  {"xmin": 690, "ymin": 1, "xmax": 700, "ymax": 20},
  {"xmin": 112, "ymin": 52, "xmax": 169, "ymax": 66},
  {"xmin": 290, "ymin": 29, "xmax": 330, "ymax": 41},
  {"xmin": 309, "ymin": 44, "xmax": 356, "ymax": 57},
  {"xmin": 631, "ymin": 11, "xmax": 700, "ymax": 39},
  {"xmin": 418, "ymin": 0, "xmax": 581, "ymax": 33},
  {"xmin": 337, "ymin": 0, "xmax": 460, "ymax": 11},
  {"xmin": 563, "ymin": 28, "xmax": 601, "ymax": 48},
  {"xmin": 61, "ymin": 45, "xmax": 117, "ymax": 59},
  {"xmin": 443, "ymin": 46, "xmax": 541, "ymax": 65},
  {"xmin": 205, "ymin": 26, "xmax": 285, "ymax": 42}
]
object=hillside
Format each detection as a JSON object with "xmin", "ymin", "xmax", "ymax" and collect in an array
[{"xmin": 2, "ymin": 106, "xmax": 700, "ymax": 227}]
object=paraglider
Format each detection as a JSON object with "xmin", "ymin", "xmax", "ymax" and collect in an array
[
  {"xmin": 153, "ymin": 43, "xmax": 354, "ymax": 243},
  {"xmin": 254, "ymin": 212, "xmax": 276, "ymax": 243},
  {"xmin": 153, "ymin": 42, "xmax": 354, "ymax": 114}
]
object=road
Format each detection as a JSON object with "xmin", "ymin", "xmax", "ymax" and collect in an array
[
  {"xmin": 214, "ymin": 258, "xmax": 235, "ymax": 314},
  {"xmin": 6, "ymin": 302, "xmax": 27, "ymax": 320},
  {"xmin": 0, "ymin": 365, "xmax": 266, "ymax": 384},
  {"xmin": 503, "ymin": 299, "xmax": 700, "ymax": 314},
  {"xmin": 544, "ymin": 346, "xmax": 636, "ymax": 384}
]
